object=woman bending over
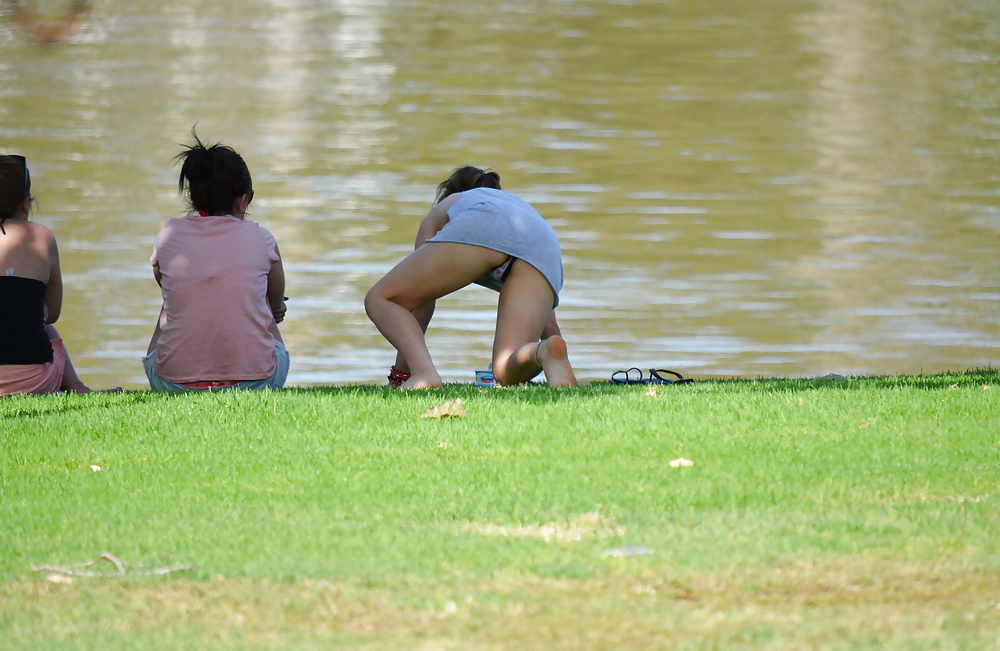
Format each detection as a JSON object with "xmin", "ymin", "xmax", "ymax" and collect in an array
[
  {"xmin": 0, "ymin": 154, "xmax": 119, "ymax": 396},
  {"xmin": 144, "ymin": 132, "xmax": 289, "ymax": 392},
  {"xmin": 366, "ymin": 166, "xmax": 578, "ymax": 389}
]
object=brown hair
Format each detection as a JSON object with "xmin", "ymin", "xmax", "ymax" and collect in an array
[
  {"xmin": 435, "ymin": 166, "xmax": 501, "ymax": 204},
  {"xmin": 0, "ymin": 155, "xmax": 32, "ymax": 234},
  {"xmin": 175, "ymin": 128, "xmax": 252, "ymax": 216}
]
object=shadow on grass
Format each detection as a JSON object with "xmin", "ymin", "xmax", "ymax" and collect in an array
[
  {"xmin": 0, "ymin": 390, "xmax": 160, "ymax": 421},
  {"xmin": 171, "ymin": 367, "xmax": 1000, "ymax": 404},
  {"xmin": 282, "ymin": 383, "xmax": 595, "ymax": 405},
  {"xmin": 295, "ymin": 368, "xmax": 1000, "ymax": 399},
  {"xmin": 696, "ymin": 368, "xmax": 999, "ymax": 393},
  {"xmin": 4, "ymin": 369, "xmax": 995, "ymax": 417}
]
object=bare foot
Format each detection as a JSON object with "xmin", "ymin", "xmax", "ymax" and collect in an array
[
  {"xmin": 400, "ymin": 373, "xmax": 442, "ymax": 389},
  {"xmin": 66, "ymin": 381, "xmax": 90, "ymax": 395},
  {"xmin": 66, "ymin": 383, "xmax": 123, "ymax": 395},
  {"xmin": 537, "ymin": 336, "xmax": 577, "ymax": 387}
]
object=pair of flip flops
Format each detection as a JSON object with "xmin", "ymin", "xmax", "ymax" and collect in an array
[{"xmin": 611, "ymin": 368, "xmax": 693, "ymax": 385}]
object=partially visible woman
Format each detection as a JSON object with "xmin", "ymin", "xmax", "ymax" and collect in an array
[{"xmin": 0, "ymin": 154, "xmax": 120, "ymax": 396}]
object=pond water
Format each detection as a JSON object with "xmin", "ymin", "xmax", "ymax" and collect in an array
[{"xmin": 2, "ymin": 0, "xmax": 999, "ymax": 387}]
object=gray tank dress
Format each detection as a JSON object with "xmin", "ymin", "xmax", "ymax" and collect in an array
[{"xmin": 426, "ymin": 187, "xmax": 564, "ymax": 307}]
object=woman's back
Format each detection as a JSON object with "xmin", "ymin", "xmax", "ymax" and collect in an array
[
  {"xmin": 0, "ymin": 220, "xmax": 57, "ymax": 365},
  {"xmin": 0, "ymin": 275, "xmax": 52, "ymax": 365},
  {"xmin": 151, "ymin": 214, "xmax": 279, "ymax": 383},
  {"xmin": 0, "ymin": 219, "xmax": 56, "ymax": 283},
  {"xmin": 435, "ymin": 187, "xmax": 564, "ymax": 301}
]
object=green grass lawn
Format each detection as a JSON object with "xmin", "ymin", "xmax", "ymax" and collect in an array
[{"xmin": 1, "ymin": 371, "xmax": 998, "ymax": 649}]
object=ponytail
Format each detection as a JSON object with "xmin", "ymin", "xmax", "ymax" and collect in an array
[{"xmin": 435, "ymin": 166, "xmax": 501, "ymax": 204}]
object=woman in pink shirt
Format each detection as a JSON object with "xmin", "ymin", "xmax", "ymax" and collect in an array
[{"xmin": 144, "ymin": 132, "xmax": 289, "ymax": 392}]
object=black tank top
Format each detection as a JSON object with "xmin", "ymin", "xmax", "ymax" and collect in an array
[{"xmin": 0, "ymin": 276, "xmax": 54, "ymax": 365}]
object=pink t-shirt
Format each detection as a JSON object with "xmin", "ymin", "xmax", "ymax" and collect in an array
[{"xmin": 151, "ymin": 214, "xmax": 280, "ymax": 383}]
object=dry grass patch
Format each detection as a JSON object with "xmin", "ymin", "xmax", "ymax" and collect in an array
[
  {"xmin": 457, "ymin": 512, "xmax": 625, "ymax": 543},
  {"xmin": 3, "ymin": 556, "xmax": 999, "ymax": 649}
]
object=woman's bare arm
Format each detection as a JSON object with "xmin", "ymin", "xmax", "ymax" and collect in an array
[
  {"xmin": 413, "ymin": 194, "xmax": 457, "ymax": 248},
  {"xmin": 43, "ymin": 232, "xmax": 62, "ymax": 324},
  {"xmin": 266, "ymin": 243, "xmax": 287, "ymax": 322}
]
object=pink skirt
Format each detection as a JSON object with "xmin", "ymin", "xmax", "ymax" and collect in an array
[{"xmin": 0, "ymin": 339, "xmax": 66, "ymax": 397}]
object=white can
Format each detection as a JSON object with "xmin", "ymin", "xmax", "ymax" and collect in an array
[{"xmin": 475, "ymin": 363, "xmax": 496, "ymax": 387}]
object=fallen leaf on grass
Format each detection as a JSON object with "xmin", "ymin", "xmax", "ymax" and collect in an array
[
  {"xmin": 669, "ymin": 458, "xmax": 694, "ymax": 468},
  {"xmin": 950, "ymin": 384, "xmax": 958, "ymax": 390},
  {"xmin": 645, "ymin": 386, "xmax": 658, "ymax": 397},
  {"xmin": 437, "ymin": 441, "xmax": 449, "ymax": 449},
  {"xmin": 47, "ymin": 574, "xmax": 73, "ymax": 584},
  {"xmin": 89, "ymin": 465, "xmax": 101, "ymax": 472},
  {"xmin": 860, "ymin": 421, "xmax": 870, "ymax": 429},
  {"xmin": 421, "ymin": 397, "xmax": 467, "ymax": 419},
  {"xmin": 984, "ymin": 385, "xmax": 991, "ymax": 391}
]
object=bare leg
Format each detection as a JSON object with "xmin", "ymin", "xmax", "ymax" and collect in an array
[
  {"xmin": 492, "ymin": 261, "xmax": 577, "ymax": 387},
  {"xmin": 46, "ymin": 325, "xmax": 122, "ymax": 394},
  {"xmin": 366, "ymin": 242, "xmax": 506, "ymax": 389},
  {"xmin": 392, "ymin": 302, "xmax": 435, "ymax": 376},
  {"xmin": 46, "ymin": 325, "xmax": 88, "ymax": 394}
]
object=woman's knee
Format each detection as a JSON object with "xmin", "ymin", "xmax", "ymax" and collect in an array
[
  {"xmin": 364, "ymin": 286, "xmax": 385, "ymax": 319},
  {"xmin": 366, "ymin": 278, "xmax": 417, "ymax": 317},
  {"xmin": 490, "ymin": 348, "xmax": 539, "ymax": 387}
]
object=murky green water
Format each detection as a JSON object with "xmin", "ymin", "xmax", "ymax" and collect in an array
[{"xmin": 2, "ymin": 0, "xmax": 999, "ymax": 387}]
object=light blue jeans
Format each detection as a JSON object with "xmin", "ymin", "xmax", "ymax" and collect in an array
[{"xmin": 143, "ymin": 341, "xmax": 289, "ymax": 392}]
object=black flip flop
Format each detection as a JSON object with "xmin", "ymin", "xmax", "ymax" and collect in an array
[
  {"xmin": 611, "ymin": 367, "xmax": 645, "ymax": 384},
  {"xmin": 611, "ymin": 368, "xmax": 692, "ymax": 384},
  {"xmin": 649, "ymin": 369, "xmax": 693, "ymax": 384}
]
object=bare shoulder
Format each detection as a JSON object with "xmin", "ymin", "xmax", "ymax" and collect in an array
[
  {"xmin": 437, "ymin": 194, "xmax": 460, "ymax": 211},
  {"xmin": 426, "ymin": 195, "xmax": 458, "ymax": 223},
  {"xmin": 4, "ymin": 220, "xmax": 58, "ymax": 249},
  {"xmin": 32, "ymin": 222, "xmax": 59, "ymax": 253},
  {"xmin": 22, "ymin": 220, "xmax": 57, "ymax": 240}
]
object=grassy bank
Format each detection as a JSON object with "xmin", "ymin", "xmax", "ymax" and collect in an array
[{"xmin": 2, "ymin": 371, "xmax": 998, "ymax": 649}]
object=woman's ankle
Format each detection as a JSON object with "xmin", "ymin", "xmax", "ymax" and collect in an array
[
  {"xmin": 65, "ymin": 380, "xmax": 91, "ymax": 395},
  {"xmin": 401, "ymin": 372, "xmax": 442, "ymax": 389}
]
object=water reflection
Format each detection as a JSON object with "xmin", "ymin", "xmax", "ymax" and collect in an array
[{"xmin": 1, "ymin": 0, "xmax": 999, "ymax": 387}]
